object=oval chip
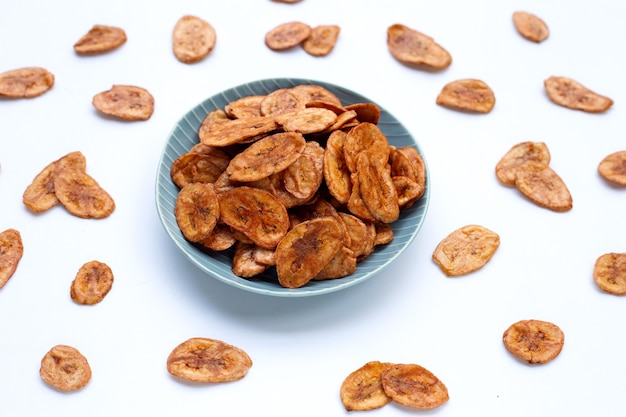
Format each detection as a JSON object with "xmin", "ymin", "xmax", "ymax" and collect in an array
[
  {"xmin": 275, "ymin": 107, "xmax": 337, "ymax": 134},
  {"xmin": 387, "ymin": 23, "xmax": 452, "ymax": 69},
  {"xmin": 70, "ymin": 260, "xmax": 114, "ymax": 305},
  {"xmin": 265, "ymin": 21, "xmax": 311, "ymax": 51},
  {"xmin": 302, "ymin": 24, "xmax": 340, "ymax": 57},
  {"xmin": 0, "ymin": 67, "xmax": 54, "ymax": 98},
  {"xmin": 74, "ymin": 24, "xmax": 127, "ymax": 54},
  {"xmin": 513, "ymin": 11, "xmax": 549, "ymax": 43},
  {"xmin": 282, "ymin": 141, "xmax": 325, "ymax": 199},
  {"xmin": 593, "ymin": 252, "xmax": 626, "ymax": 295},
  {"xmin": 503, "ymin": 319, "xmax": 565, "ymax": 364},
  {"xmin": 340, "ymin": 361, "xmax": 393, "ymax": 411},
  {"xmin": 436, "ymin": 78, "xmax": 496, "ymax": 113},
  {"xmin": 544, "ymin": 76, "xmax": 613, "ymax": 113},
  {"xmin": 496, "ymin": 142, "xmax": 551, "ymax": 185},
  {"xmin": 0, "ymin": 228, "xmax": 23, "ymax": 289},
  {"xmin": 166, "ymin": 337, "xmax": 252, "ymax": 383},
  {"xmin": 170, "ymin": 148, "xmax": 231, "ymax": 188},
  {"xmin": 343, "ymin": 122, "xmax": 390, "ymax": 173},
  {"xmin": 356, "ymin": 150, "xmax": 399, "ymax": 223},
  {"xmin": 53, "ymin": 168, "xmax": 116, "ymax": 219},
  {"xmin": 175, "ymin": 183, "xmax": 219, "ymax": 242},
  {"xmin": 514, "ymin": 161, "xmax": 572, "ymax": 212},
  {"xmin": 432, "ymin": 224, "xmax": 500, "ymax": 277},
  {"xmin": 172, "ymin": 15, "xmax": 216, "ymax": 64},
  {"xmin": 381, "ymin": 363, "xmax": 449, "ymax": 410},
  {"xmin": 598, "ymin": 150, "xmax": 626, "ymax": 186},
  {"xmin": 92, "ymin": 84, "xmax": 155, "ymax": 121},
  {"xmin": 40, "ymin": 345, "xmax": 92, "ymax": 391}
]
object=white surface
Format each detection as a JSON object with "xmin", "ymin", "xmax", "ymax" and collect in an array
[{"xmin": 1, "ymin": 0, "xmax": 624, "ymax": 415}]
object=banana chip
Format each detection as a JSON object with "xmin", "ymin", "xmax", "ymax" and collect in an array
[
  {"xmin": 0, "ymin": 229, "xmax": 23, "ymax": 289},
  {"xmin": 503, "ymin": 319, "xmax": 565, "ymax": 364},
  {"xmin": 175, "ymin": 183, "xmax": 219, "ymax": 242}
]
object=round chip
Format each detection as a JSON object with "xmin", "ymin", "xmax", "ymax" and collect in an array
[
  {"xmin": 503, "ymin": 319, "xmax": 565, "ymax": 364},
  {"xmin": 343, "ymin": 122, "xmax": 390, "ymax": 173},
  {"xmin": 387, "ymin": 23, "xmax": 452, "ymax": 69},
  {"xmin": 275, "ymin": 107, "xmax": 338, "ymax": 134},
  {"xmin": 496, "ymin": 142, "xmax": 551, "ymax": 185},
  {"xmin": 70, "ymin": 260, "xmax": 114, "ymax": 305},
  {"xmin": 514, "ymin": 161, "xmax": 572, "ymax": 212},
  {"xmin": 593, "ymin": 252, "xmax": 626, "ymax": 295},
  {"xmin": 302, "ymin": 24, "xmax": 340, "ymax": 57},
  {"xmin": 40, "ymin": 345, "xmax": 92, "ymax": 391},
  {"xmin": 74, "ymin": 25, "xmax": 127, "ymax": 54},
  {"xmin": 544, "ymin": 76, "xmax": 613, "ymax": 113},
  {"xmin": 0, "ymin": 67, "xmax": 54, "ymax": 98},
  {"xmin": 166, "ymin": 337, "xmax": 252, "ymax": 383},
  {"xmin": 0, "ymin": 228, "xmax": 23, "ymax": 288},
  {"xmin": 264, "ymin": 21, "xmax": 311, "ymax": 51},
  {"xmin": 170, "ymin": 148, "xmax": 231, "ymax": 188},
  {"xmin": 513, "ymin": 11, "xmax": 549, "ymax": 43},
  {"xmin": 174, "ymin": 183, "xmax": 219, "ymax": 242},
  {"xmin": 432, "ymin": 224, "xmax": 500, "ymax": 277},
  {"xmin": 436, "ymin": 79, "xmax": 496, "ymax": 113},
  {"xmin": 53, "ymin": 168, "xmax": 116, "ymax": 219},
  {"xmin": 381, "ymin": 363, "xmax": 449, "ymax": 410},
  {"xmin": 92, "ymin": 84, "xmax": 155, "ymax": 121},
  {"xmin": 598, "ymin": 150, "xmax": 626, "ymax": 186},
  {"xmin": 340, "ymin": 361, "xmax": 393, "ymax": 411},
  {"xmin": 172, "ymin": 15, "xmax": 216, "ymax": 63}
]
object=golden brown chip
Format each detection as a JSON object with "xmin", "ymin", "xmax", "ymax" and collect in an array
[
  {"xmin": 323, "ymin": 130, "xmax": 352, "ymax": 204},
  {"xmin": 503, "ymin": 319, "xmax": 565, "ymax": 364},
  {"xmin": 252, "ymin": 245, "xmax": 277, "ymax": 266},
  {"xmin": 291, "ymin": 84, "xmax": 342, "ymax": 107},
  {"xmin": 513, "ymin": 11, "xmax": 549, "ymax": 43},
  {"xmin": 343, "ymin": 122, "xmax": 390, "ymax": 173},
  {"xmin": 23, "ymin": 151, "xmax": 87, "ymax": 213},
  {"xmin": 347, "ymin": 174, "xmax": 377, "ymax": 222},
  {"xmin": 495, "ymin": 142, "xmax": 551, "ymax": 185},
  {"xmin": 172, "ymin": 15, "xmax": 216, "ymax": 63},
  {"xmin": 170, "ymin": 148, "xmax": 230, "ymax": 188},
  {"xmin": 275, "ymin": 107, "xmax": 337, "ymax": 134},
  {"xmin": 199, "ymin": 115, "xmax": 279, "ymax": 147},
  {"xmin": 197, "ymin": 223, "xmax": 237, "ymax": 251},
  {"xmin": 381, "ymin": 363, "xmax": 449, "ymax": 410},
  {"xmin": 387, "ymin": 23, "xmax": 452, "ymax": 69},
  {"xmin": 338, "ymin": 212, "xmax": 370, "ymax": 258},
  {"xmin": 275, "ymin": 217, "xmax": 344, "ymax": 288},
  {"xmin": 40, "ymin": 345, "xmax": 92, "ymax": 391},
  {"xmin": 282, "ymin": 141, "xmax": 325, "ymax": 199},
  {"xmin": 218, "ymin": 186, "xmax": 290, "ymax": 249},
  {"xmin": 225, "ymin": 132, "xmax": 306, "ymax": 182},
  {"xmin": 74, "ymin": 24, "xmax": 127, "ymax": 54},
  {"xmin": 598, "ymin": 151, "xmax": 626, "ymax": 186},
  {"xmin": 166, "ymin": 337, "xmax": 252, "ymax": 383},
  {"xmin": 92, "ymin": 84, "xmax": 155, "ymax": 121},
  {"xmin": 224, "ymin": 95, "xmax": 265, "ymax": 119},
  {"xmin": 265, "ymin": 21, "xmax": 312, "ymax": 51},
  {"xmin": 70, "ymin": 260, "xmax": 114, "ymax": 305},
  {"xmin": 0, "ymin": 229, "xmax": 23, "ymax": 289},
  {"xmin": 313, "ymin": 246, "xmax": 357, "ymax": 280},
  {"xmin": 392, "ymin": 176, "xmax": 423, "ymax": 207},
  {"xmin": 0, "ymin": 67, "xmax": 54, "ymax": 98},
  {"xmin": 356, "ymin": 150, "xmax": 399, "ymax": 223},
  {"xmin": 593, "ymin": 252, "xmax": 626, "ymax": 295},
  {"xmin": 53, "ymin": 168, "xmax": 116, "ymax": 219},
  {"xmin": 260, "ymin": 88, "xmax": 308, "ymax": 116},
  {"xmin": 514, "ymin": 161, "xmax": 573, "ymax": 212},
  {"xmin": 544, "ymin": 76, "xmax": 613, "ymax": 113},
  {"xmin": 436, "ymin": 79, "xmax": 495, "ymax": 113},
  {"xmin": 345, "ymin": 102, "xmax": 381, "ymax": 125},
  {"xmin": 175, "ymin": 183, "xmax": 219, "ymax": 242},
  {"xmin": 302, "ymin": 24, "xmax": 340, "ymax": 57},
  {"xmin": 340, "ymin": 361, "xmax": 393, "ymax": 411},
  {"xmin": 374, "ymin": 222, "xmax": 394, "ymax": 246},
  {"xmin": 432, "ymin": 224, "xmax": 500, "ymax": 277},
  {"xmin": 232, "ymin": 242, "xmax": 269, "ymax": 278}
]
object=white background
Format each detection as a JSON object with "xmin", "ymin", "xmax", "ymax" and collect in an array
[{"xmin": 1, "ymin": 0, "xmax": 625, "ymax": 416}]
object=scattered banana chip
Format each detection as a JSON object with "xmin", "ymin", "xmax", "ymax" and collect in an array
[
  {"xmin": 74, "ymin": 24, "xmax": 127, "ymax": 54},
  {"xmin": 53, "ymin": 167, "xmax": 116, "ymax": 219},
  {"xmin": 513, "ymin": 11, "xmax": 549, "ymax": 43},
  {"xmin": 387, "ymin": 23, "xmax": 452, "ymax": 69},
  {"xmin": 265, "ymin": 21, "xmax": 311, "ymax": 51},
  {"xmin": 544, "ymin": 76, "xmax": 613, "ymax": 113},
  {"xmin": 166, "ymin": 337, "xmax": 252, "ymax": 383},
  {"xmin": 593, "ymin": 252, "xmax": 626, "ymax": 295},
  {"xmin": 514, "ymin": 161, "xmax": 572, "ymax": 212},
  {"xmin": 70, "ymin": 260, "xmax": 114, "ymax": 305},
  {"xmin": 0, "ymin": 228, "xmax": 23, "ymax": 289},
  {"xmin": 432, "ymin": 224, "xmax": 500, "ymax": 277},
  {"xmin": 302, "ymin": 24, "xmax": 340, "ymax": 57},
  {"xmin": 495, "ymin": 142, "xmax": 551, "ymax": 186},
  {"xmin": 598, "ymin": 150, "xmax": 626, "ymax": 186},
  {"xmin": 0, "ymin": 67, "xmax": 54, "ymax": 98},
  {"xmin": 436, "ymin": 79, "xmax": 495, "ymax": 113},
  {"xmin": 340, "ymin": 361, "xmax": 393, "ymax": 411},
  {"xmin": 503, "ymin": 319, "xmax": 565, "ymax": 364},
  {"xmin": 381, "ymin": 363, "xmax": 449, "ymax": 410},
  {"xmin": 92, "ymin": 84, "xmax": 155, "ymax": 121},
  {"xmin": 40, "ymin": 345, "xmax": 92, "ymax": 391},
  {"xmin": 172, "ymin": 15, "xmax": 216, "ymax": 64}
]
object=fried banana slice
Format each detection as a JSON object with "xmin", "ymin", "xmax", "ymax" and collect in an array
[
  {"xmin": 313, "ymin": 246, "xmax": 357, "ymax": 280},
  {"xmin": 344, "ymin": 122, "xmax": 390, "ymax": 173},
  {"xmin": 513, "ymin": 11, "xmax": 549, "ymax": 43},
  {"xmin": 225, "ymin": 132, "xmax": 306, "ymax": 182},
  {"xmin": 291, "ymin": 84, "xmax": 342, "ymax": 107},
  {"xmin": 503, "ymin": 319, "xmax": 565, "ymax": 364},
  {"xmin": 170, "ymin": 147, "xmax": 231, "ymax": 188},
  {"xmin": 356, "ymin": 150, "xmax": 399, "ymax": 223},
  {"xmin": 387, "ymin": 23, "xmax": 452, "ymax": 69},
  {"xmin": 224, "ymin": 95, "xmax": 265, "ymax": 119},
  {"xmin": 40, "ymin": 345, "xmax": 92, "ymax": 391},
  {"xmin": 23, "ymin": 151, "xmax": 87, "ymax": 213},
  {"xmin": 197, "ymin": 223, "xmax": 236, "ymax": 252},
  {"xmin": 302, "ymin": 24, "xmax": 340, "ymax": 57},
  {"xmin": 393, "ymin": 176, "xmax": 423, "ymax": 207},
  {"xmin": 544, "ymin": 76, "xmax": 613, "ymax": 113},
  {"xmin": 175, "ymin": 183, "xmax": 219, "ymax": 242},
  {"xmin": 593, "ymin": 252, "xmax": 626, "ymax": 295},
  {"xmin": 0, "ymin": 67, "xmax": 54, "ymax": 98},
  {"xmin": 514, "ymin": 161, "xmax": 572, "ymax": 212},
  {"xmin": 275, "ymin": 217, "xmax": 344, "ymax": 288},
  {"xmin": 265, "ymin": 21, "xmax": 311, "ymax": 50},
  {"xmin": 381, "ymin": 363, "xmax": 449, "ymax": 409},
  {"xmin": 283, "ymin": 141, "xmax": 325, "ymax": 199},
  {"xmin": 323, "ymin": 130, "xmax": 352, "ymax": 204},
  {"xmin": 74, "ymin": 25, "xmax": 127, "ymax": 54},
  {"xmin": 432, "ymin": 224, "xmax": 500, "ymax": 276},
  {"xmin": 199, "ymin": 115, "xmax": 279, "ymax": 147},
  {"xmin": 340, "ymin": 361, "xmax": 393, "ymax": 411},
  {"xmin": 260, "ymin": 88, "xmax": 308, "ymax": 116},
  {"xmin": 436, "ymin": 79, "xmax": 495, "ymax": 113},
  {"xmin": 347, "ymin": 173, "xmax": 377, "ymax": 222},
  {"xmin": 598, "ymin": 151, "xmax": 626, "ymax": 186},
  {"xmin": 53, "ymin": 168, "xmax": 115, "ymax": 219},
  {"xmin": 218, "ymin": 186, "xmax": 289, "ymax": 249},
  {"xmin": 345, "ymin": 102, "xmax": 381, "ymax": 125},
  {"xmin": 172, "ymin": 15, "xmax": 216, "ymax": 63},
  {"xmin": 275, "ymin": 107, "xmax": 337, "ymax": 134},
  {"xmin": 495, "ymin": 142, "xmax": 551, "ymax": 185},
  {"xmin": 166, "ymin": 337, "xmax": 252, "ymax": 383},
  {"xmin": 232, "ymin": 242, "xmax": 269, "ymax": 278},
  {"xmin": 92, "ymin": 84, "xmax": 155, "ymax": 121},
  {"xmin": 70, "ymin": 260, "xmax": 114, "ymax": 305},
  {"xmin": 0, "ymin": 229, "xmax": 23, "ymax": 288}
]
